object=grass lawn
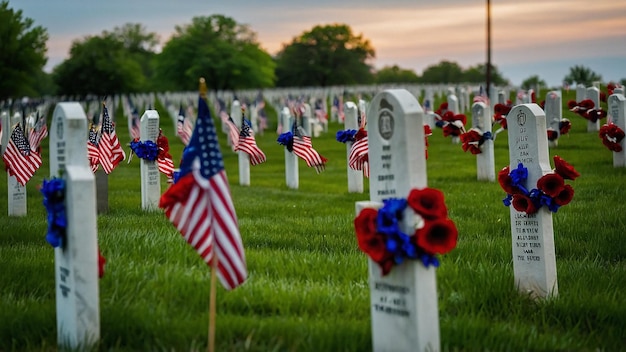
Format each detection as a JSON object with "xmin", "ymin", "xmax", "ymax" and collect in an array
[{"xmin": 1, "ymin": 89, "xmax": 625, "ymax": 351}]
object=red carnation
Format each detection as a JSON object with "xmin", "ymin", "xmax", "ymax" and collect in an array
[
  {"xmin": 494, "ymin": 103, "xmax": 512, "ymax": 115},
  {"xmin": 547, "ymin": 129, "xmax": 558, "ymax": 141},
  {"xmin": 554, "ymin": 184, "xmax": 574, "ymax": 206},
  {"xmin": 512, "ymin": 194, "xmax": 538, "ymax": 214},
  {"xmin": 559, "ymin": 119, "xmax": 572, "ymax": 135},
  {"xmin": 567, "ymin": 100, "xmax": 578, "ymax": 110},
  {"xmin": 98, "ymin": 247, "xmax": 106, "ymax": 278},
  {"xmin": 553, "ymin": 155, "xmax": 580, "ymax": 180},
  {"xmin": 354, "ymin": 208, "xmax": 390, "ymax": 262},
  {"xmin": 379, "ymin": 257, "xmax": 396, "ymax": 276},
  {"xmin": 443, "ymin": 124, "xmax": 462, "ymax": 137},
  {"xmin": 460, "ymin": 130, "xmax": 482, "ymax": 154},
  {"xmin": 441, "ymin": 111, "xmax": 456, "ymax": 122},
  {"xmin": 537, "ymin": 173, "xmax": 565, "ymax": 197},
  {"xmin": 498, "ymin": 166, "xmax": 517, "ymax": 194},
  {"xmin": 415, "ymin": 218, "xmax": 458, "ymax": 255},
  {"xmin": 439, "ymin": 102, "xmax": 448, "ymax": 110},
  {"xmin": 407, "ymin": 187, "xmax": 448, "ymax": 220}
]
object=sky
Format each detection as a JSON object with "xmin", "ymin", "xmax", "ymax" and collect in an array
[{"xmin": 11, "ymin": 0, "xmax": 626, "ymax": 87}]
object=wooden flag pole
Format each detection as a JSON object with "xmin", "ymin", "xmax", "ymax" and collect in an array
[{"xmin": 208, "ymin": 252, "xmax": 218, "ymax": 352}]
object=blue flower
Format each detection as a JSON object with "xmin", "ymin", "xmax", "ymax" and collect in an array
[
  {"xmin": 336, "ymin": 129, "xmax": 357, "ymax": 143},
  {"xmin": 277, "ymin": 132, "xmax": 294, "ymax": 152},
  {"xmin": 503, "ymin": 194, "xmax": 513, "ymax": 206},
  {"xmin": 130, "ymin": 140, "xmax": 158, "ymax": 161},
  {"xmin": 510, "ymin": 163, "xmax": 528, "ymax": 187},
  {"xmin": 41, "ymin": 178, "xmax": 67, "ymax": 248}
]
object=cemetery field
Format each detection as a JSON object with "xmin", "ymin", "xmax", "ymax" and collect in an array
[{"xmin": 1, "ymin": 96, "xmax": 625, "ymax": 351}]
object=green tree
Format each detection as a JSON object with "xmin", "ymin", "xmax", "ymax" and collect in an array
[
  {"xmin": 155, "ymin": 15, "xmax": 274, "ymax": 92},
  {"xmin": 275, "ymin": 24, "xmax": 375, "ymax": 87},
  {"xmin": 462, "ymin": 63, "xmax": 508, "ymax": 85},
  {"xmin": 53, "ymin": 34, "xmax": 144, "ymax": 98},
  {"xmin": 375, "ymin": 65, "xmax": 419, "ymax": 84},
  {"xmin": 521, "ymin": 75, "xmax": 546, "ymax": 90},
  {"xmin": 563, "ymin": 65, "xmax": 602, "ymax": 86},
  {"xmin": 106, "ymin": 23, "xmax": 159, "ymax": 89},
  {"xmin": 419, "ymin": 60, "xmax": 463, "ymax": 83},
  {"xmin": 0, "ymin": 1, "xmax": 48, "ymax": 101}
]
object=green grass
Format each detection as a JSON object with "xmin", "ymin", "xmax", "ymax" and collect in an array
[{"xmin": 1, "ymin": 90, "xmax": 625, "ymax": 351}]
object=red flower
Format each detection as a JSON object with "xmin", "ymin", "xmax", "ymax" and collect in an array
[
  {"xmin": 567, "ymin": 100, "xmax": 577, "ymax": 110},
  {"xmin": 498, "ymin": 166, "xmax": 518, "ymax": 194},
  {"xmin": 553, "ymin": 155, "xmax": 580, "ymax": 180},
  {"xmin": 494, "ymin": 103, "xmax": 512, "ymax": 116},
  {"xmin": 379, "ymin": 257, "xmax": 396, "ymax": 276},
  {"xmin": 460, "ymin": 130, "xmax": 483, "ymax": 154},
  {"xmin": 547, "ymin": 129, "xmax": 558, "ymax": 141},
  {"xmin": 537, "ymin": 173, "xmax": 565, "ymax": 197},
  {"xmin": 443, "ymin": 124, "xmax": 462, "ymax": 137},
  {"xmin": 407, "ymin": 188, "xmax": 448, "ymax": 220},
  {"xmin": 512, "ymin": 194, "xmax": 538, "ymax": 214},
  {"xmin": 415, "ymin": 218, "xmax": 458, "ymax": 255},
  {"xmin": 354, "ymin": 208, "xmax": 389, "ymax": 262},
  {"xmin": 98, "ymin": 247, "xmax": 106, "ymax": 278},
  {"xmin": 559, "ymin": 119, "xmax": 572, "ymax": 135},
  {"xmin": 554, "ymin": 184, "xmax": 574, "ymax": 206}
]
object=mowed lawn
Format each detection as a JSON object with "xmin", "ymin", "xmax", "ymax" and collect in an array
[{"xmin": 1, "ymin": 89, "xmax": 625, "ymax": 351}]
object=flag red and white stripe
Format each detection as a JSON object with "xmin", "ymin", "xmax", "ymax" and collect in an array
[
  {"xmin": 3, "ymin": 125, "xmax": 42, "ymax": 186},
  {"xmin": 177, "ymin": 106, "xmax": 193, "ymax": 146},
  {"xmin": 28, "ymin": 116, "xmax": 48, "ymax": 152},
  {"xmin": 99, "ymin": 104, "xmax": 126, "ymax": 174},
  {"xmin": 292, "ymin": 134, "xmax": 326, "ymax": 173},
  {"xmin": 235, "ymin": 121, "xmax": 266, "ymax": 165},
  {"xmin": 224, "ymin": 116, "xmax": 240, "ymax": 151},
  {"xmin": 160, "ymin": 94, "xmax": 246, "ymax": 290},
  {"xmin": 87, "ymin": 124, "xmax": 100, "ymax": 173},
  {"xmin": 348, "ymin": 135, "xmax": 369, "ymax": 178}
]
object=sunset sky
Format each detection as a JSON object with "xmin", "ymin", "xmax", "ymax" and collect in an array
[{"xmin": 13, "ymin": 0, "xmax": 626, "ymax": 86}]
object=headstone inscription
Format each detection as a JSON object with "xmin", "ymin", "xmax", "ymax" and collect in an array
[
  {"xmin": 472, "ymin": 102, "xmax": 495, "ymax": 181},
  {"xmin": 49, "ymin": 102, "xmax": 100, "ymax": 349},
  {"xmin": 506, "ymin": 104, "xmax": 558, "ymax": 299},
  {"xmin": 140, "ymin": 110, "xmax": 161, "ymax": 210},
  {"xmin": 607, "ymin": 93, "xmax": 626, "ymax": 167},
  {"xmin": 356, "ymin": 89, "xmax": 441, "ymax": 351},
  {"xmin": 344, "ymin": 101, "xmax": 364, "ymax": 193}
]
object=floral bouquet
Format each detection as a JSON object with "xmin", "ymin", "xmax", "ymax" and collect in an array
[
  {"xmin": 599, "ymin": 123, "xmax": 625, "ymax": 152},
  {"xmin": 568, "ymin": 99, "xmax": 607, "ymax": 123},
  {"xmin": 354, "ymin": 188, "xmax": 458, "ymax": 276},
  {"xmin": 498, "ymin": 156, "xmax": 580, "ymax": 214},
  {"xmin": 460, "ymin": 128, "xmax": 493, "ymax": 154}
]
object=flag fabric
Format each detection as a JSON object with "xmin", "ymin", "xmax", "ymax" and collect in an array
[
  {"xmin": 87, "ymin": 123, "xmax": 100, "ymax": 173},
  {"xmin": 473, "ymin": 86, "xmax": 490, "ymax": 105},
  {"xmin": 177, "ymin": 105, "xmax": 193, "ymax": 146},
  {"xmin": 3, "ymin": 125, "xmax": 43, "ymax": 186},
  {"xmin": 224, "ymin": 116, "xmax": 240, "ymax": 151},
  {"xmin": 129, "ymin": 108, "xmax": 141, "ymax": 140},
  {"xmin": 235, "ymin": 119, "xmax": 266, "ymax": 165},
  {"xmin": 99, "ymin": 104, "xmax": 126, "ymax": 174},
  {"xmin": 28, "ymin": 114, "xmax": 48, "ymax": 153},
  {"xmin": 348, "ymin": 134, "xmax": 369, "ymax": 178},
  {"xmin": 156, "ymin": 130, "xmax": 175, "ymax": 178},
  {"xmin": 292, "ymin": 126, "xmax": 327, "ymax": 173},
  {"xmin": 159, "ymin": 93, "xmax": 247, "ymax": 290}
]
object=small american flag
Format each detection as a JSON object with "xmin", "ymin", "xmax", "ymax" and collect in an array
[
  {"xmin": 129, "ymin": 108, "xmax": 141, "ymax": 140},
  {"xmin": 473, "ymin": 86, "xmax": 490, "ymax": 105},
  {"xmin": 99, "ymin": 103, "xmax": 126, "ymax": 174},
  {"xmin": 3, "ymin": 124, "xmax": 42, "ymax": 186},
  {"xmin": 224, "ymin": 116, "xmax": 240, "ymax": 152},
  {"xmin": 87, "ymin": 123, "xmax": 100, "ymax": 173},
  {"xmin": 28, "ymin": 114, "xmax": 48, "ymax": 153},
  {"xmin": 159, "ymin": 91, "xmax": 247, "ymax": 290},
  {"xmin": 235, "ymin": 119, "xmax": 266, "ymax": 166},
  {"xmin": 292, "ymin": 126, "xmax": 327, "ymax": 173},
  {"xmin": 176, "ymin": 105, "xmax": 193, "ymax": 146},
  {"xmin": 348, "ymin": 134, "xmax": 369, "ymax": 178}
]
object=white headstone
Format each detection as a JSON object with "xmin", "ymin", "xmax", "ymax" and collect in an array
[
  {"xmin": 614, "ymin": 87, "xmax": 625, "ymax": 96},
  {"xmin": 472, "ymin": 102, "xmax": 495, "ymax": 181},
  {"xmin": 301, "ymin": 103, "xmax": 313, "ymax": 137},
  {"xmin": 586, "ymin": 87, "xmax": 601, "ymax": 132},
  {"xmin": 498, "ymin": 91, "xmax": 506, "ymax": 105},
  {"xmin": 506, "ymin": 104, "xmax": 558, "ymax": 299},
  {"xmin": 359, "ymin": 89, "xmax": 440, "ymax": 351},
  {"xmin": 282, "ymin": 107, "xmax": 298, "ymax": 189},
  {"xmin": 344, "ymin": 102, "xmax": 364, "ymax": 193},
  {"xmin": 544, "ymin": 91, "xmax": 562, "ymax": 147},
  {"xmin": 6, "ymin": 113, "xmax": 27, "ymax": 216},
  {"xmin": 575, "ymin": 84, "xmax": 586, "ymax": 102},
  {"xmin": 49, "ymin": 102, "xmax": 100, "ymax": 349},
  {"xmin": 139, "ymin": 110, "xmax": 161, "ymax": 210},
  {"xmin": 447, "ymin": 92, "xmax": 459, "ymax": 114},
  {"xmin": 608, "ymin": 93, "xmax": 626, "ymax": 167}
]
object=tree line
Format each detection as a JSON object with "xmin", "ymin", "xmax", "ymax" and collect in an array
[{"xmin": 0, "ymin": 1, "xmax": 618, "ymax": 101}]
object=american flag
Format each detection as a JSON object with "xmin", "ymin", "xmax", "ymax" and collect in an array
[
  {"xmin": 292, "ymin": 126, "xmax": 327, "ymax": 173},
  {"xmin": 159, "ymin": 92, "xmax": 247, "ymax": 290},
  {"xmin": 348, "ymin": 135, "xmax": 369, "ymax": 178},
  {"xmin": 2, "ymin": 124, "xmax": 42, "ymax": 186},
  {"xmin": 87, "ymin": 123, "xmax": 100, "ymax": 173},
  {"xmin": 28, "ymin": 114, "xmax": 48, "ymax": 152},
  {"xmin": 129, "ymin": 108, "xmax": 141, "ymax": 140},
  {"xmin": 235, "ymin": 119, "xmax": 266, "ymax": 165},
  {"xmin": 177, "ymin": 105, "xmax": 193, "ymax": 146},
  {"xmin": 224, "ymin": 116, "xmax": 240, "ymax": 152},
  {"xmin": 473, "ymin": 86, "xmax": 490, "ymax": 105},
  {"xmin": 156, "ymin": 130, "xmax": 175, "ymax": 178},
  {"xmin": 98, "ymin": 103, "xmax": 126, "ymax": 174}
]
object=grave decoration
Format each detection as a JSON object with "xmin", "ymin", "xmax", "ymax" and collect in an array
[
  {"xmin": 354, "ymin": 187, "xmax": 458, "ymax": 275},
  {"xmin": 598, "ymin": 123, "xmax": 625, "ymax": 152},
  {"xmin": 460, "ymin": 128, "xmax": 493, "ymax": 154},
  {"xmin": 547, "ymin": 119, "xmax": 572, "ymax": 142},
  {"xmin": 234, "ymin": 107, "xmax": 267, "ymax": 166},
  {"xmin": 493, "ymin": 101, "xmax": 513, "ymax": 136},
  {"xmin": 3, "ymin": 122, "xmax": 43, "ymax": 186},
  {"xmin": 97, "ymin": 102, "xmax": 126, "ymax": 174},
  {"xmin": 498, "ymin": 155, "xmax": 579, "ymax": 214},
  {"xmin": 176, "ymin": 104, "xmax": 193, "ymax": 146},
  {"xmin": 129, "ymin": 128, "xmax": 175, "ymax": 179},
  {"xmin": 568, "ymin": 99, "xmax": 607, "ymax": 123},
  {"xmin": 277, "ymin": 122, "xmax": 327, "ymax": 174},
  {"xmin": 434, "ymin": 111, "xmax": 467, "ymax": 138}
]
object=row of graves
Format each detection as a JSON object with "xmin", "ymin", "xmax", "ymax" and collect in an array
[{"xmin": 1, "ymin": 79, "xmax": 625, "ymax": 350}]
